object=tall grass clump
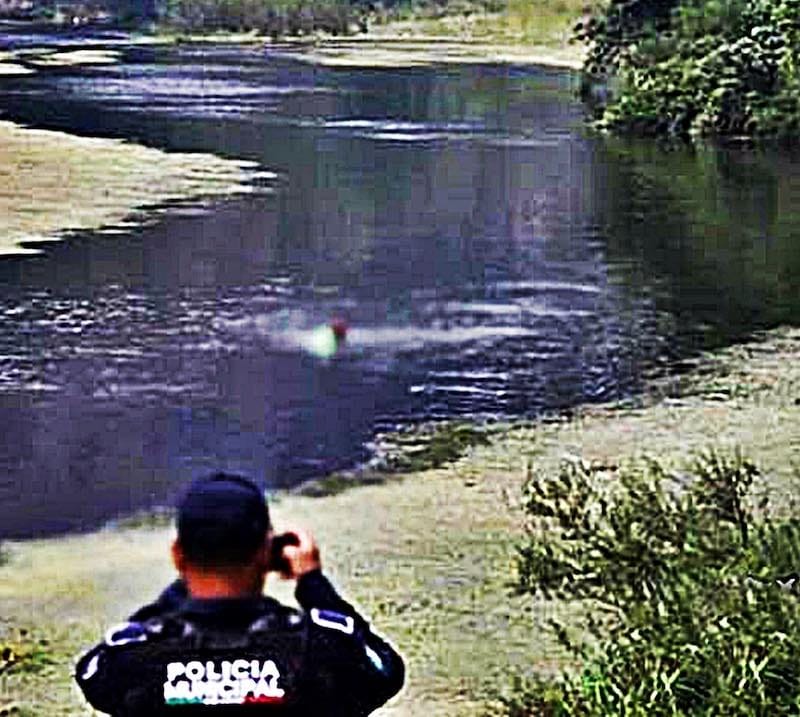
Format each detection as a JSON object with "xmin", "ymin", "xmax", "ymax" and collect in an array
[
  {"xmin": 373, "ymin": 0, "xmax": 585, "ymax": 45},
  {"xmin": 499, "ymin": 450, "xmax": 800, "ymax": 715},
  {"xmin": 578, "ymin": 0, "xmax": 800, "ymax": 140}
]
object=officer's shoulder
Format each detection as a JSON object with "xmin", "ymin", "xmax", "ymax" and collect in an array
[
  {"xmin": 102, "ymin": 607, "xmax": 192, "ymax": 649},
  {"xmin": 102, "ymin": 620, "xmax": 160, "ymax": 648}
]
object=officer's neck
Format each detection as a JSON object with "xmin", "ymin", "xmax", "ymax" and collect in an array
[{"xmin": 182, "ymin": 566, "xmax": 266, "ymax": 600}]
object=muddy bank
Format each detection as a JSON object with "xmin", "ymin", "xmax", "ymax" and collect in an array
[{"xmin": 2, "ymin": 326, "xmax": 800, "ymax": 714}]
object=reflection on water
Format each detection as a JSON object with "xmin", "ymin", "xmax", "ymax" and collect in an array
[
  {"xmin": 599, "ymin": 140, "xmax": 800, "ymax": 346},
  {"xmin": 0, "ymin": 30, "xmax": 798, "ymax": 536}
]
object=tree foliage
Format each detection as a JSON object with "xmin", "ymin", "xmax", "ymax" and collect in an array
[
  {"xmin": 500, "ymin": 451, "xmax": 800, "ymax": 715},
  {"xmin": 578, "ymin": 0, "xmax": 800, "ymax": 139},
  {"xmin": 162, "ymin": 0, "xmax": 362, "ymax": 36}
]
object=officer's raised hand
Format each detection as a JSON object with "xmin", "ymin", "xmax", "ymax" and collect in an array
[{"xmin": 272, "ymin": 528, "xmax": 320, "ymax": 579}]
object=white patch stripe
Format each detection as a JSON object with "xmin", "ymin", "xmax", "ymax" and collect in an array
[
  {"xmin": 104, "ymin": 622, "xmax": 147, "ymax": 647},
  {"xmin": 81, "ymin": 653, "xmax": 101, "ymax": 681},
  {"xmin": 364, "ymin": 644, "xmax": 384, "ymax": 672},
  {"xmin": 310, "ymin": 608, "xmax": 355, "ymax": 635}
]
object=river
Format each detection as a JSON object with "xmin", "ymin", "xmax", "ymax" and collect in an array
[{"xmin": 1, "ymin": 25, "xmax": 799, "ymax": 536}]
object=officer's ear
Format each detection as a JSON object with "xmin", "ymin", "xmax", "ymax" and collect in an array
[{"xmin": 171, "ymin": 539, "xmax": 188, "ymax": 575}]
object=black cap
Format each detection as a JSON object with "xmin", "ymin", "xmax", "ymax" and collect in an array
[{"xmin": 176, "ymin": 473, "xmax": 270, "ymax": 567}]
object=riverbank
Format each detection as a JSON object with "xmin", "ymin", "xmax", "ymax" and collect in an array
[
  {"xmin": 124, "ymin": 31, "xmax": 585, "ymax": 69},
  {"xmin": 3, "ymin": 326, "xmax": 800, "ymax": 715},
  {"xmin": 140, "ymin": 0, "xmax": 587, "ymax": 69},
  {"xmin": 136, "ymin": 5, "xmax": 586, "ymax": 69},
  {"xmin": 0, "ymin": 32, "xmax": 584, "ymax": 72},
  {"xmin": 0, "ymin": 120, "xmax": 264, "ymax": 256}
]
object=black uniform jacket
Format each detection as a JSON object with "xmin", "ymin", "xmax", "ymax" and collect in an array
[{"xmin": 75, "ymin": 571, "xmax": 404, "ymax": 716}]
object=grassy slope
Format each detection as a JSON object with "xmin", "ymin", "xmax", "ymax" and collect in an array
[
  {"xmin": 328, "ymin": 0, "xmax": 589, "ymax": 67},
  {"xmin": 3, "ymin": 327, "xmax": 800, "ymax": 714},
  {"xmin": 372, "ymin": 0, "xmax": 586, "ymax": 46}
]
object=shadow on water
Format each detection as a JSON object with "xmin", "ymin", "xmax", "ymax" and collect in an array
[{"xmin": 1, "ymin": 34, "xmax": 800, "ymax": 535}]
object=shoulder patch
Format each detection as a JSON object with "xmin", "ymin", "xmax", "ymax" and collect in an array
[
  {"xmin": 310, "ymin": 608, "xmax": 355, "ymax": 635},
  {"xmin": 104, "ymin": 621, "xmax": 148, "ymax": 648}
]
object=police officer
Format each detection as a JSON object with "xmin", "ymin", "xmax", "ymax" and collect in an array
[{"xmin": 75, "ymin": 473, "xmax": 405, "ymax": 715}]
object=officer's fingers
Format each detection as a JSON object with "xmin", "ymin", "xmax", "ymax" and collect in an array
[
  {"xmin": 297, "ymin": 528, "xmax": 317, "ymax": 550},
  {"xmin": 285, "ymin": 527, "xmax": 316, "ymax": 553}
]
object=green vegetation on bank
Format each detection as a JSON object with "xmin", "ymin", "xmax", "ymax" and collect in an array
[
  {"xmin": 295, "ymin": 422, "xmax": 492, "ymax": 497},
  {"xmin": 0, "ymin": 0, "xmax": 590, "ymax": 68},
  {"xmin": 366, "ymin": 0, "xmax": 586, "ymax": 47},
  {"xmin": 19, "ymin": 0, "xmax": 588, "ymax": 52},
  {"xmin": 154, "ymin": 0, "xmax": 584, "ymax": 45},
  {"xmin": 161, "ymin": 0, "xmax": 362, "ymax": 38},
  {"xmin": 501, "ymin": 451, "xmax": 800, "ymax": 715},
  {"xmin": 581, "ymin": 0, "xmax": 800, "ymax": 140}
]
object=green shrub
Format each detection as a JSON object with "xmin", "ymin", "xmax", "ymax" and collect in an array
[
  {"xmin": 578, "ymin": 0, "xmax": 800, "ymax": 140},
  {"xmin": 500, "ymin": 450, "xmax": 800, "ymax": 715}
]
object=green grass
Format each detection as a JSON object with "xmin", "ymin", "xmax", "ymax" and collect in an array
[
  {"xmin": 370, "ymin": 0, "xmax": 591, "ymax": 47},
  {"xmin": 163, "ymin": 0, "xmax": 361, "ymax": 36}
]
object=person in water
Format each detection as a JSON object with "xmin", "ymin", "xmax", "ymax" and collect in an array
[
  {"xmin": 305, "ymin": 317, "xmax": 349, "ymax": 359},
  {"xmin": 75, "ymin": 472, "xmax": 404, "ymax": 715}
]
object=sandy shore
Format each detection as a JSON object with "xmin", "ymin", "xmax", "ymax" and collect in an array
[
  {"xmin": 0, "ymin": 120, "xmax": 266, "ymax": 256},
  {"xmin": 2, "ymin": 326, "xmax": 800, "ymax": 714},
  {"xmin": 262, "ymin": 36, "xmax": 584, "ymax": 70}
]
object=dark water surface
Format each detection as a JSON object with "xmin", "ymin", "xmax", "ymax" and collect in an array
[{"xmin": 1, "ymin": 27, "xmax": 799, "ymax": 537}]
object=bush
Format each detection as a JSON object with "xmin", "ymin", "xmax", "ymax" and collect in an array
[
  {"xmin": 577, "ymin": 0, "xmax": 800, "ymax": 140},
  {"xmin": 500, "ymin": 450, "xmax": 800, "ymax": 715}
]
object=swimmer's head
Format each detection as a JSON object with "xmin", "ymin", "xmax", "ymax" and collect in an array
[{"xmin": 330, "ymin": 318, "xmax": 348, "ymax": 342}]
